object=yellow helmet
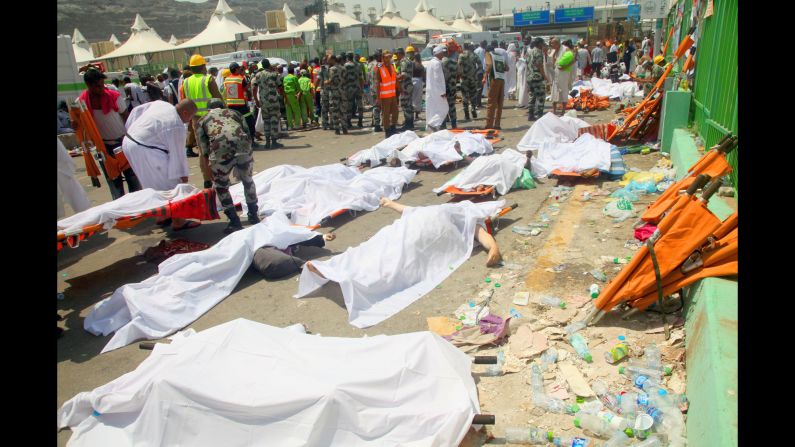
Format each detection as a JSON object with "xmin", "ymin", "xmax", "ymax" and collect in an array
[
  {"xmin": 392, "ymin": 54, "xmax": 397, "ymax": 60},
  {"xmin": 653, "ymin": 55, "xmax": 665, "ymax": 65},
  {"xmin": 406, "ymin": 45, "xmax": 415, "ymax": 53},
  {"xmin": 220, "ymin": 68, "xmax": 231, "ymax": 78},
  {"xmin": 359, "ymin": 56, "xmax": 366, "ymax": 62},
  {"xmin": 189, "ymin": 54, "xmax": 206, "ymax": 67}
]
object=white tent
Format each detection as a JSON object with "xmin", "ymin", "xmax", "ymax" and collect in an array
[
  {"xmin": 376, "ymin": 0, "xmax": 412, "ymax": 29},
  {"xmin": 283, "ymin": 3, "xmax": 300, "ymax": 31},
  {"xmin": 469, "ymin": 10, "xmax": 484, "ymax": 31},
  {"xmin": 293, "ymin": 9, "xmax": 363, "ymax": 33},
  {"xmin": 176, "ymin": 0, "xmax": 254, "ymax": 49},
  {"xmin": 168, "ymin": 34, "xmax": 178, "ymax": 45},
  {"xmin": 409, "ymin": 0, "xmax": 457, "ymax": 32},
  {"xmin": 248, "ymin": 30, "xmax": 303, "ymax": 42},
  {"xmin": 97, "ymin": 15, "xmax": 175, "ymax": 60},
  {"xmin": 72, "ymin": 28, "xmax": 95, "ymax": 64},
  {"xmin": 109, "ymin": 34, "xmax": 121, "ymax": 47},
  {"xmin": 451, "ymin": 9, "xmax": 479, "ymax": 32}
]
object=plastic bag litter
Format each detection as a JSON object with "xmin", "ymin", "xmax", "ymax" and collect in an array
[
  {"xmin": 656, "ymin": 180, "xmax": 674, "ymax": 192},
  {"xmin": 626, "ymin": 179, "xmax": 658, "ymax": 194},
  {"xmin": 603, "ymin": 198, "xmax": 635, "ymax": 222},
  {"xmin": 610, "ymin": 187, "xmax": 640, "ymax": 202},
  {"xmin": 620, "ymin": 171, "xmax": 665, "ymax": 186},
  {"xmin": 513, "ymin": 169, "xmax": 536, "ymax": 190}
]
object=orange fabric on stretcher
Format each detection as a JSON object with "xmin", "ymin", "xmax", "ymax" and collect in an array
[{"xmin": 443, "ymin": 185, "xmax": 495, "ymax": 196}]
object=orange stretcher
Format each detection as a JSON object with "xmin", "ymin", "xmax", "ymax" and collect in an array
[
  {"xmin": 57, "ymin": 189, "xmax": 220, "ymax": 251},
  {"xmin": 484, "ymin": 203, "xmax": 518, "ymax": 235},
  {"xmin": 448, "ymin": 128, "xmax": 504, "ymax": 145},
  {"xmin": 437, "ymin": 185, "xmax": 497, "ymax": 200},
  {"xmin": 566, "ymin": 89, "xmax": 611, "ymax": 111}
]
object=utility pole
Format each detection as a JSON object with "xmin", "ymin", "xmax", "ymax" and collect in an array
[{"xmin": 318, "ymin": 0, "xmax": 326, "ymax": 48}]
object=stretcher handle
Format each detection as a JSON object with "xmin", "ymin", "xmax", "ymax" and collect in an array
[
  {"xmin": 139, "ymin": 342, "xmax": 156, "ymax": 350},
  {"xmin": 700, "ymin": 179, "xmax": 722, "ymax": 202},
  {"xmin": 473, "ymin": 355, "xmax": 498, "ymax": 364},
  {"xmin": 472, "ymin": 414, "xmax": 496, "ymax": 425},
  {"xmin": 712, "ymin": 133, "xmax": 732, "ymax": 150},
  {"xmin": 718, "ymin": 136, "xmax": 738, "ymax": 155},
  {"xmin": 498, "ymin": 203, "xmax": 519, "ymax": 217},
  {"xmin": 686, "ymin": 174, "xmax": 710, "ymax": 196}
]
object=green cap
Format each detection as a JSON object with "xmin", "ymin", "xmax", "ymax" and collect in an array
[
  {"xmin": 559, "ymin": 302, "xmax": 567, "ymax": 309},
  {"xmin": 569, "ymin": 404, "xmax": 580, "ymax": 414},
  {"xmin": 619, "ymin": 366, "xmax": 625, "ymax": 375},
  {"xmin": 485, "ymin": 278, "xmax": 492, "ymax": 283},
  {"xmin": 664, "ymin": 366, "xmax": 673, "ymax": 375},
  {"xmin": 624, "ymin": 428, "xmax": 635, "ymax": 437},
  {"xmin": 583, "ymin": 353, "xmax": 593, "ymax": 363},
  {"xmin": 495, "ymin": 283, "xmax": 501, "ymax": 288},
  {"xmin": 576, "ymin": 396, "xmax": 584, "ymax": 403},
  {"xmin": 573, "ymin": 417, "xmax": 581, "ymax": 428}
]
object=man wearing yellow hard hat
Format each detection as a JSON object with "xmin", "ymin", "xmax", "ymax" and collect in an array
[{"xmin": 181, "ymin": 54, "xmax": 224, "ymax": 188}]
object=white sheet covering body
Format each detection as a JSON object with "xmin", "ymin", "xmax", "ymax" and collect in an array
[
  {"xmin": 296, "ymin": 200, "xmax": 505, "ymax": 328},
  {"xmin": 588, "ymin": 77, "xmax": 643, "ymax": 99},
  {"xmin": 433, "ymin": 149, "xmax": 527, "ymax": 195},
  {"xmin": 57, "ymin": 138, "xmax": 91, "ymax": 218},
  {"xmin": 516, "ymin": 112, "xmax": 590, "ymax": 154},
  {"xmin": 530, "ymin": 133, "xmax": 612, "ymax": 178},
  {"xmin": 345, "ymin": 130, "xmax": 419, "ymax": 167},
  {"xmin": 227, "ymin": 164, "xmax": 417, "ymax": 225},
  {"xmin": 84, "ymin": 213, "xmax": 319, "ymax": 353},
  {"xmin": 57, "ymin": 184, "xmax": 200, "ymax": 235},
  {"xmin": 398, "ymin": 130, "xmax": 494, "ymax": 168},
  {"xmin": 59, "ymin": 319, "xmax": 480, "ymax": 447}
]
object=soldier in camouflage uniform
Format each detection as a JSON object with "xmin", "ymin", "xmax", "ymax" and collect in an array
[
  {"xmin": 195, "ymin": 99, "xmax": 259, "ymax": 234},
  {"xmin": 369, "ymin": 52, "xmax": 383, "ymax": 132},
  {"xmin": 343, "ymin": 54, "xmax": 360, "ymax": 129},
  {"xmin": 252, "ymin": 59, "xmax": 284, "ymax": 148},
  {"xmin": 441, "ymin": 43, "xmax": 460, "ymax": 129},
  {"xmin": 396, "ymin": 48, "xmax": 414, "ymax": 130},
  {"xmin": 349, "ymin": 52, "xmax": 365, "ymax": 128},
  {"xmin": 327, "ymin": 55, "xmax": 348, "ymax": 135},
  {"xmin": 317, "ymin": 59, "xmax": 331, "ymax": 130},
  {"xmin": 526, "ymin": 37, "xmax": 548, "ymax": 121},
  {"xmin": 458, "ymin": 43, "xmax": 480, "ymax": 121}
]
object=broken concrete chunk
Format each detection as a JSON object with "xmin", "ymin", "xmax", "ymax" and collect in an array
[{"xmin": 558, "ymin": 361, "xmax": 595, "ymax": 397}]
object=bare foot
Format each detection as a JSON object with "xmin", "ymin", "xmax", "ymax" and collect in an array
[
  {"xmin": 486, "ymin": 248, "xmax": 502, "ymax": 267},
  {"xmin": 323, "ymin": 233, "xmax": 336, "ymax": 242},
  {"xmin": 304, "ymin": 261, "xmax": 326, "ymax": 279}
]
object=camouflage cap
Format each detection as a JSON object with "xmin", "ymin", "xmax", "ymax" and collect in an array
[{"xmin": 207, "ymin": 98, "xmax": 225, "ymax": 110}]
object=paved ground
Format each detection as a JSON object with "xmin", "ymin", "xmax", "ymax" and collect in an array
[{"xmin": 57, "ymin": 100, "xmax": 688, "ymax": 446}]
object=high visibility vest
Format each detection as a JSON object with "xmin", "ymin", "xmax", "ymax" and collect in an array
[
  {"xmin": 378, "ymin": 65, "xmax": 396, "ymax": 99},
  {"xmin": 223, "ymin": 74, "xmax": 245, "ymax": 106},
  {"xmin": 184, "ymin": 74, "xmax": 212, "ymax": 116}
]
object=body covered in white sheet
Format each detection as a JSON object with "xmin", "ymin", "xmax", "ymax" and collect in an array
[
  {"xmin": 433, "ymin": 149, "xmax": 527, "ymax": 195},
  {"xmin": 59, "ymin": 319, "xmax": 480, "ymax": 447},
  {"xmin": 516, "ymin": 112, "xmax": 590, "ymax": 154},
  {"xmin": 530, "ymin": 132, "xmax": 613, "ymax": 178},
  {"xmin": 296, "ymin": 200, "xmax": 504, "ymax": 328},
  {"xmin": 398, "ymin": 130, "xmax": 494, "ymax": 168}
]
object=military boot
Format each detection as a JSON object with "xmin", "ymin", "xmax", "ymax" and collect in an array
[
  {"xmin": 335, "ymin": 128, "xmax": 341, "ymax": 135},
  {"xmin": 472, "ymin": 108, "xmax": 478, "ymax": 119},
  {"xmin": 264, "ymin": 137, "xmax": 272, "ymax": 149},
  {"xmin": 464, "ymin": 109, "xmax": 470, "ymax": 121},
  {"xmin": 246, "ymin": 203, "xmax": 261, "ymax": 225},
  {"xmin": 451, "ymin": 119, "xmax": 457, "ymax": 129},
  {"xmin": 270, "ymin": 137, "xmax": 283, "ymax": 149},
  {"xmin": 374, "ymin": 125, "xmax": 383, "ymax": 132},
  {"xmin": 357, "ymin": 117, "xmax": 363, "ymax": 128},
  {"xmin": 223, "ymin": 209, "xmax": 244, "ymax": 234}
]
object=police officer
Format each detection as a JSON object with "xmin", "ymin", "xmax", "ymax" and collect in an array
[
  {"xmin": 343, "ymin": 53, "xmax": 359, "ymax": 129},
  {"xmin": 195, "ymin": 99, "xmax": 259, "ymax": 234},
  {"xmin": 396, "ymin": 48, "xmax": 414, "ymax": 130},
  {"xmin": 458, "ymin": 43, "xmax": 480, "ymax": 121},
  {"xmin": 526, "ymin": 37, "xmax": 549, "ymax": 121},
  {"xmin": 441, "ymin": 43, "xmax": 460, "ymax": 129},
  {"xmin": 317, "ymin": 57, "xmax": 331, "ymax": 130},
  {"xmin": 350, "ymin": 52, "xmax": 365, "ymax": 128},
  {"xmin": 327, "ymin": 55, "xmax": 348, "ymax": 135},
  {"xmin": 252, "ymin": 59, "xmax": 284, "ymax": 149},
  {"xmin": 369, "ymin": 51, "xmax": 383, "ymax": 132}
]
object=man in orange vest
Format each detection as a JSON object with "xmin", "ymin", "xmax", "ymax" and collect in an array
[
  {"xmin": 223, "ymin": 62, "xmax": 255, "ymax": 143},
  {"xmin": 374, "ymin": 50, "xmax": 399, "ymax": 138}
]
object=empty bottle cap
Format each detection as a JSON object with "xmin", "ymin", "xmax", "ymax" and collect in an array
[
  {"xmin": 559, "ymin": 302, "xmax": 566, "ymax": 308},
  {"xmin": 573, "ymin": 417, "xmax": 581, "ymax": 428},
  {"xmin": 658, "ymin": 389, "xmax": 667, "ymax": 396},
  {"xmin": 485, "ymin": 278, "xmax": 492, "ymax": 283},
  {"xmin": 569, "ymin": 404, "xmax": 580, "ymax": 413},
  {"xmin": 623, "ymin": 428, "xmax": 634, "ymax": 437},
  {"xmin": 664, "ymin": 366, "xmax": 673, "ymax": 375},
  {"xmin": 618, "ymin": 366, "xmax": 625, "ymax": 375},
  {"xmin": 576, "ymin": 396, "xmax": 584, "ymax": 403},
  {"xmin": 495, "ymin": 283, "xmax": 501, "ymax": 288},
  {"xmin": 583, "ymin": 353, "xmax": 593, "ymax": 363},
  {"xmin": 618, "ymin": 335, "xmax": 626, "ymax": 341}
]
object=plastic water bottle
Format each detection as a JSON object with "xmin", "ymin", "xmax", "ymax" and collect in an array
[
  {"xmin": 569, "ymin": 333, "xmax": 593, "ymax": 363},
  {"xmin": 541, "ymin": 347, "xmax": 559, "ymax": 368},
  {"xmin": 591, "ymin": 380, "xmax": 620, "ymax": 413},
  {"xmin": 634, "ymin": 436, "xmax": 663, "ymax": 447},
  {"xmin": 589, "ymin": 284, "xmax": 600, "ymax": 299},
  {"xmin": 565, "ymin": 321, "xmax": 587, "ymax": 335},
  {"xmin": 504, "ymin": 426, "xmax": 550, "ymax": 445},
  {"xmin": 626, "ymin": 359, "xmax": 673, "ymax": 376},
  {"xmin": 619, "ymin": 365, "xmax": 667, "ymax": 383},
  {"xmin": 552, "ymin": 435, "xmax": 593, "ymax": 446},
  {"xmin": 578, "ymin": 399, "xmax": 604, "ymax": 415},
  {"xmin": 539, "ymin": 295, "xmax": 567, "ymax": 308},
  {"xmin": 485, "ymin": 350, "xmax": 504, "ymax": 376},
  {"xmin": 574, "ymin": 412, "xmax": 613, "ymax": 438},
  {"xmin": 513, "ymin": 226, "xmax": 534, "ymax": 236},
  {"xmin": 619, "ymin": 391, "xmax": 639, "ymax": 420},
  {"xmin": 601, "ymin": 430, "xmax": 632, "ymax": 447},
  {"xmin": 531, "ymin": 363, "xmax": 579, "ymax": 414},
  {"xmin": 604, "ymin": 336, "xmax": 629, "ymax": 364},
  {"xmin": 642, "ymin": 343, "xmax": 663, "ymax": 371},
  {"xmin": 590, "ymin": 269, "xmax": 608, "ymax": 282}
]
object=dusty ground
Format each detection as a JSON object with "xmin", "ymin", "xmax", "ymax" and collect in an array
[{"xmin": 57, "ymin": 101, "xmax": 687, "ymax": 446}]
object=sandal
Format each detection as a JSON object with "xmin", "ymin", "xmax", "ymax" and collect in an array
[{"xmin": 172, "ymin": 221, "xmax": 202, "ymax": 232}]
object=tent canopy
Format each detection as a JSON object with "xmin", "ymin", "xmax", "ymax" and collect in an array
[
  {"xmin": 176, "ymin": 0, "xmax": 254, "ymax": 49},
  {"xmin": 109, "ymin": 34, "xmax": 121, "ymax": 47},
  {"xmin": 409, "ymin": 11, "xmax": 457, "ymax": 32},
  {"xmin": 73, "ymin": 28, "xmax": 95, "ymax": 64},
  {"xmin": 248, "ymin": 30, "xmax": 303, "ymax": 42},
  {"xmin": 293, "ymin": 10, "xmax": 363, "ymax": 33},
  {"xmin": 283, "ymin": 3, "xmax": 300, "ymax": 31},
  {"xmin": 168, "ymin": 34, "xmax": 178, "ymax": 45},
  {"xmin": 451, "ymin": 9, "xmax": 479, "ymax": 32},
  {"xmin": 377, "ymin": 0, "xmax": 411, "ymax": 29},
  {"xmin": 469, "ymin": 10, "xmax": 483, "ymax": 31},
  {"xmin": 97, "ymin": 15, "xmax": 175, "ymax": 60}
]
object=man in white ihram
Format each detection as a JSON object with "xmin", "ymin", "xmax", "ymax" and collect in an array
[
  {"xmin": 425, "ymin": 45, "xmax": 449, "ymax": 132},
  {"xmin": 121, "ymin": 99, "xmax": 201, "ymax": 231}
]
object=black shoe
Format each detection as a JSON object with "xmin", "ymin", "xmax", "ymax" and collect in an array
[
  {"xmin": 374, "ymin": 125, "xmax": 383, "ymax": 132},
  {"xmin": 186, "ymin": 148, "xmax": 199, "ymax": 158},
  {"xmin": 247, "ymin": 204, "xmax": 261, "ymax": 225},
  {"xmin": 342, "ymin": 128, "xmax": 349, "ymax": 135},
  {"xmin": 203, "ymin": 180, "xmax": 213, "ymax": 189},
  {"xmin": 264, "ymin": 138, "xmax": 272, "ymax": 149},
  {"xmin": 57, "ymin": 327, "xmax": 64, "ymax": 339},
  {"xmin": 335, "ymin": 128, "xmax": 341, "ymax": 135},
  {"xmin": 223, "ymin": 210, "xmax": 244, "ymax": 234},
  {"xmin": 322, "ymin": 125, "xmax": 330, "ymax": 130},
  {"xmin": 271, "ymin": 139, "xmax": 283, "ymax": 149},
  {"xmin": 464, "ymin": 112, "xmax": 470, "ymax": 121},
  {"xmin": 451, "ymin": 120, "xmax": 457, "ymax": 129},
  {"xmin": 472, "ymin": 110, "xmax": 478, "ymax": 118},
  {"xmin": 528, "ymin": 114, "xmax": 536, "ymax": 121},
  {"xmin": 357, "ymin": 119, "xmax": 363, "ymax": 128}
]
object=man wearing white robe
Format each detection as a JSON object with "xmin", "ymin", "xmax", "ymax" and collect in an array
[
  {"xmin": 516, "ymin": 45, "xmax": 529, "ymax": 108},
  {"xmin": 57, "ymin": 138, "xmax": 91, "ymax": 218},
  {"xmin": 425, "ymin": 46, "xmax": 449, "ymax": 132},
  {"xmin": 122, "ymin": 99, "xmax": 199, "ymax": 230},
  {"xmin": 504, "ymin": 43, "xmax": 518, "ymax": 99}
]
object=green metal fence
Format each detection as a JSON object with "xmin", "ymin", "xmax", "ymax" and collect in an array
[{"xmin": 664, "ymin": 0, "xmax": 738, "ymax": 191}]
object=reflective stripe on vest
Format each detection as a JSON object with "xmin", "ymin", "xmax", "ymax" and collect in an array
[
  {"xmin": 223, "ymin": 75, "xmax": 245, "ymax": 106},
  {"xmin": 378, "ymin": 65, "xmax": 396, "ymax": 99},
  {"xmin": 185, "ymin": 74, "xmax": 211, "ymax": 116}
]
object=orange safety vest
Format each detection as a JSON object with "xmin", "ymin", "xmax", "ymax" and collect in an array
[
  {"xmin": 223, "ymin": 74, "xmax": 246, "ymax": 106},
  {"xmin": 378, "ymin": 64, "xmax": 396, "ymax": 99}
]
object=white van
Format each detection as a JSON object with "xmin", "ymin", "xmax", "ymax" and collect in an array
[
  {"xmin": 204, "ymin": 50, "xmax": 264, "ymax": 71},
  {"xmin": 420, "ymin": 31, "xmax": 499, "ymax": 61}
]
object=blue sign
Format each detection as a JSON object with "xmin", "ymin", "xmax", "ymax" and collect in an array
[
  {"xmin": 553, "ymin": 6, "xmax": 595, "ymax": 23},
  {"xmin": 627, "ymin": 4, "xmax": 640, "ymax": 21},
  {"xmin": 513, "ymin": 10, "xmax": 551, "ymax": 27}
]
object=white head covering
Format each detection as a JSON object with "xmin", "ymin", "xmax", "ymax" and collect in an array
[
  {"xmin": 433, "ymin": 45, "xmax": 446, "ymax": 55},
  {"xmin": 507, "ymin": 43, "xmax": 516, "ymax": 53}
]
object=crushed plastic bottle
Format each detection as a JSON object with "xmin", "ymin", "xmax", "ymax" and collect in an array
[
  {"xmin": 609, "ymin": 187, "xmax": 640, "ymax": 202},
  {"xmin": 569, "ymin": 333, "xmax": 593, "ymax": 363},
  {"xmin": 565, "ymin": 321, "xmax": 587, "ymax": 335},
  {"xmin": 602, "ymin": 199, "xmax": 635, "ymax": 222},
  {"xmin": 604, "ymin": 336, "xmax": 629, "ymax": 364},
  {"xmin": 512, "ymin": 226, "xmax": 534, "ymax": 236},
  {"xmin": 590, "ymin": 269, "xmax": 608, "ymax": 282},
  {"xmin": 540, "ymin": 347, "xmax": 559, "ymax": 367},
  {"xmin": 485, "ymin": 350, "xmax": 505, "ymax": 376},
  {"xmin": 574, "ymin": 412, "xmax": 614, "ymax": 439},
  {"xmin": 531, "ymin": 363, "xmax": 579, "ymax": 414},
  {"xmin": 504, "ymin": 426, "xmax": 551, "ymax": 445},
  {"xmin": 619, "ymin": 391, "xmax": 639, "ymax": 420},
  {"xmin": 642, "ymin": 343, "xmax": 663, "ymax": 372},
  {"xmin": 601, "ymin": 430, "xmax": 633, "ymax": 447},
  {"xmin": 539, "ymin": 295, "xmax": 567, "ymax": 309},
  {"xmin": 552, "ymin": 435, "xmax": 593, "ymax": 446},
  {"xmin": 591, "ymin": 380, "xmax": 621, "ymax": 413}
]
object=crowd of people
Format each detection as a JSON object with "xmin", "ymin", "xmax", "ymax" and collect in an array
[{"xmin": 59, "ymin": 33, "xmax": 669, "ymax": 236}]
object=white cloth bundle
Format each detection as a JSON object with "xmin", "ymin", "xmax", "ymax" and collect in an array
[
  {"xmin": 84, "ymin": 212, "xmax": 319, "ymax": 353},
  {"xmin": 516, "ymin": 112, "xmax": 590, "ymax": 154},
  {"xmin": 530, "ymin": 133, "xmax": 613, "ymax": 178},
  {"xmin": 345, "ymin": 130, "xmax": 419, "ymax": 167},
  {"xmin": 433, "ymin": 149, "xmax": 527, "ymax": 195},
  {"xmin": 296, "ymin": 200, "xmax": 505, "ymax": 328},
  {"xmin": 398, "ymin": 130, "xmax": 494, "ymax": 168},
  {"xmin": 60, "ymin": 319, "xmax": 480, "ymax": 447}
]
